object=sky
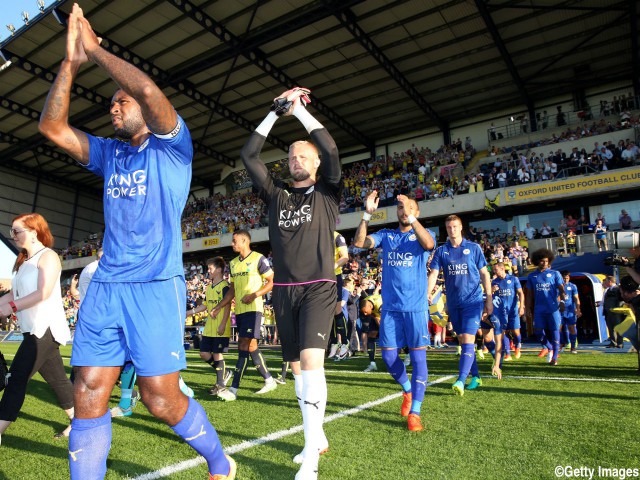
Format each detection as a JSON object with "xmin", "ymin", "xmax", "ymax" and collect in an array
[
  {"xmin": 1, "ymin": 1, "xmax": 56, "ymax": 45},
  {"xmin": 0, "ymin": 241, "xmax": 16, "ymax": 281},
  {"xmin": 1, "ymin": 2, "xmax": 56, "ymax": 279}
]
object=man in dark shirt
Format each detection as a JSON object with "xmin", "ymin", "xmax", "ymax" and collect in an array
[
  {"xmin": 240, "ymin": 87, "xmax": 341, "ymax": 480},
  {"xmin": 602, "ymin": 276, "xmax": 624, "ymax": 348},
  {"xmin": 619, "ymin": 276, "xmax": 640, "ymax": 374}
]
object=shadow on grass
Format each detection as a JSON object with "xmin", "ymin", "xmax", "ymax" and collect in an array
[
  {"xmin": 477, "ymin": 384, "xmax": 635, "ymax": 401},
  {"xmin": 0, "ymin": 434, "xmax": 145, "ymax": 478}
]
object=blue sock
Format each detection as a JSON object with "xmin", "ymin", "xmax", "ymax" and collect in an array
[
  {"xmin": 570, "ymin": 333, "xmax": 577, "ymax": 349},
  {"xmin": 470, "ymin": 353, "xmax": 479, "ymax": 377},
  {"xmin": 69, "ymin": 411, "xmax": 112, "ymax": 480},
  {"xmin": 381, "ymin": 349, "xmax": 410, "ymax": 392},
  {"xmin": 118, "ymin": 363, "xmax": 136, "ymax": 409},
  {"xmin": 503, "ymin": 337, "xmax": 511, "ymax": 355},
  {"xmin": 232, "ymin": 350, "xmax": 250, "ymax": 389},
  {"xmin": 536, "ymin": 329, "xmax": 552, "ymax": 350},
  {"xmin": 515, "ymin": 333, "xmax": 522, "ymax": 348},
  {"xmin": 550, "ymin": 330, "xmax": 560, "ymax": 360},
  {"xmin": 171, "ymin": 397, "xmax": 229, "ymax": 476},
  {"xmin": 409, "ymin": 349, "xmax": 427, "ymax": 415},
  {"xmin": 485, "ymin": 340, "xmax": 496, "ymax": 358},
  {"xmin": 560, "ymin": 325, "xmax": 568, "ymax": 345},
  {"xmin": 458, "ymin": 344, "xmax": 475, "ymax": 383}
]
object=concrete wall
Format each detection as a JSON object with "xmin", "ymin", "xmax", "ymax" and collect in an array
[{"xmin": 0, "ymin": 166, "xmax": 104, "ymax": 250}]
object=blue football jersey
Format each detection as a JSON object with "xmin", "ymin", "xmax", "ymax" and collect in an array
[
  {"xmin": 430, "ymin": 239, "xmax": 486, "ymax": 308},
  {"xmin": 492, "ymin": 274, "xmax": 521, "ymax": 314},
  {"xmin": 526, "ymin": 269, "xmax": 563, "ymax": 314},
  {"xmin": 84, "ymin": 115, "xmax": 192, "ymax": 282},
  {"xmin": 563, "ymin": 281, "xmax": 579, "ymax": 315},
  {"xmin": 369, "ymin": 227, "xmax": 435, "ymax": 312}
]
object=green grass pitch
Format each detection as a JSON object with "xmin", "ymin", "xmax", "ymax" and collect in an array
[{"xmin": 0, "ymin": 344, "xmax": 638, "ymax": 480}]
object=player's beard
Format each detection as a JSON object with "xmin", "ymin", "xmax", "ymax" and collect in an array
[
  {"xmin": 290, "ymin": 168, "xmax": 311, "ymax": 182},
  {"xmin": 114, "ymin": 112, "xmax": 147, "ymax": 140},
  {"xmin": 399, "ymin": 218, "xmax": 411, "ymax": 227}
]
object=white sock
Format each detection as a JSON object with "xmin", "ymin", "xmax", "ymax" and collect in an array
[
  {"xmin": 301, "ymin": 368, "xmax": 327, "ymax": 460},
  {"xmin": 293, "ymin": 373, "xmax": 304, "ymax": 408},
  {"xmin": 294, "ymin": 373, "xmax": 306, "ymax": 447}
]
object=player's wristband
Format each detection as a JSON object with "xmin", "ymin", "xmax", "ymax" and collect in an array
[
  {"xmin": 9, "ymin": 301, "xmax": 17, "ymax": 313},
  {"xmin": 255, "ymin": 111, "xmax": 278, "ymax": 137},
  {"xmin": 408, "ymin": 215, "xmax": 417, "ymax": 224},
  {"xmin": 293, "ymin": 104, "xmax": 323, "ymax": 133},
  {"xmin": 362, "ymin": 212, "xmax": 372, "ymax": 222}
]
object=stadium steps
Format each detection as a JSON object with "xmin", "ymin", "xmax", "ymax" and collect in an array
[{"xmin": 464, "ymin": 149, "xmax": 489, "ymax": 174}]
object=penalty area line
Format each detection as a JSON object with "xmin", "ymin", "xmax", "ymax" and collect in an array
[{"xmin": 131, "ymin": 374, "xmax": 455, "ymax": 480}]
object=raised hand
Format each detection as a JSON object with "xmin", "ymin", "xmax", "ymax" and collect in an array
[
  {"xmin": 364, "ymin": 190, "xmax": 379, "ymax": 214},
  {"xmin": 397, "ymin": 194, "xmax": 410, "ymax": 207},
  {"xmin": 271, "ymin": 87, "xmax": 311, "ymax": 116},
  {"xmin": 74, "ymin": 4, "xmax": 103, "ymax": 57},
  {"xmin": 65, "ymin": 4, "xmax": 88, "ymax": 64}
]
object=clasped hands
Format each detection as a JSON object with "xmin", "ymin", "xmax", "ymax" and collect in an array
[{"xmin": 271, "ymin": 87, "xmax": 311, "ymax": 116}]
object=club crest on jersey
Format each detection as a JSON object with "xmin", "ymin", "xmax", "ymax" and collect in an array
[
  {"xmin": 463, "ymin": 248, "xmax": 470, "ymax": 255},
  {"xmin": 546, "ymin": 273, "xmax": 552, "ymax": 277},
  {"xmin": 507, "ymin": 280, "xmax": 512, "ymax": 284},
  {"xmin": 409, "ymin": 234, "xmax": 417, "ymax": 241}
]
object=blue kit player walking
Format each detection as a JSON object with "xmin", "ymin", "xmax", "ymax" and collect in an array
[
  {"xmin": 39, "ymin": 5, "xmax": 234, "ymax": 479},
  {"xmin": 525, "ymin": 249, "xmax": 566, "ymax": 366},
  {"xmin": 428, "ymin": 215, "xmax": 493, "ymax": 396},
  {"xmin": 485, "ymin": 262, "xmax": 525, "ymax": 375},
  {"xmin": 354, "ymin": 191, "xmax": 435, "ymax": 431},
  {"xmin": 560, "ymin": 270, "xmax": 581, "ymax": 354}
]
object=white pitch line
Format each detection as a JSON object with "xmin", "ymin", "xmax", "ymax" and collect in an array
[
  {"xmin": 504, "ymin": 375, "xmax": 640, "ymax": 384},
  {"xmin": 328, "ymin": 371, "xmax": 640, "ymax": 383},
  {"xmin": 131, "ymin": 374, "xmax": 455, "ymax": 480}
]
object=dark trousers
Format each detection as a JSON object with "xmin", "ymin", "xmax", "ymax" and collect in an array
[
  {"xmin": 0, "ymin": 328, "xmax": 74, "ymax": 422},
  {"xmin": 604, "ymin": 313, "xmax": 624, "ymax": 347}
]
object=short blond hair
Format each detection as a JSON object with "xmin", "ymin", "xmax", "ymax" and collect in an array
[{"xmin": 289, "ymin": 140, "xmax": 319, "ymax": 156}]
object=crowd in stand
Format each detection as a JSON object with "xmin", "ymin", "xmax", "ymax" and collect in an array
[
  {"xmin": 489, "ymin": 99, "xmax": 639, "ymax": 154},
  {"xmin": 480, "ymin": 137, "xmax": 640, "ymax": 189},
  {"xmin": 181, "ymin": 192, "xmax": 267, "ymax": 239},
  {"xmin": 58, "ymin": 233, "xmax": 103, "ymax": 260},
  {"xmin": 339, "ymin": 138, "xmax": 476, "ymax": 211}
]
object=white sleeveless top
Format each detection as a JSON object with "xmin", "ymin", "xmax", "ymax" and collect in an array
[{"xmin": 11, "ymin": 248, "xmax": 71, "ymax": 345}]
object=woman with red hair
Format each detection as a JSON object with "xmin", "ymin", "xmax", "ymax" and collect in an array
[{"xmin": 0, "ymin": 213, "xmax": 74, "ymax": 442}]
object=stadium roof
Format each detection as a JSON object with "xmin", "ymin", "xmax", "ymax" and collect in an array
[{"xmin": 0, "ymin": 0, "xmax": 637, "ymax": 194}]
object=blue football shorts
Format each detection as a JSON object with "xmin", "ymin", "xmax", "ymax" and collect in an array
[
  {"xmin": 481, "ymin": 314, "xmax": 504, "ymax": 335},
  {"xmin": 448, "ymin": 300, "xmax": 484, "ymax": 335},
  {"xmin": 71, "ymin": 277, "xmax": 187, "ymax": 376},
  {"xmin": 561, "ymin": 311, "xmax": 578, "ymax": 326},
  {"xmin": 379, "ymin": 310, "xmax": 430, "ymax": 349},
  {"xmin": 533, "ymin": 310, "xmax": 562, "ymax": 331}
]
